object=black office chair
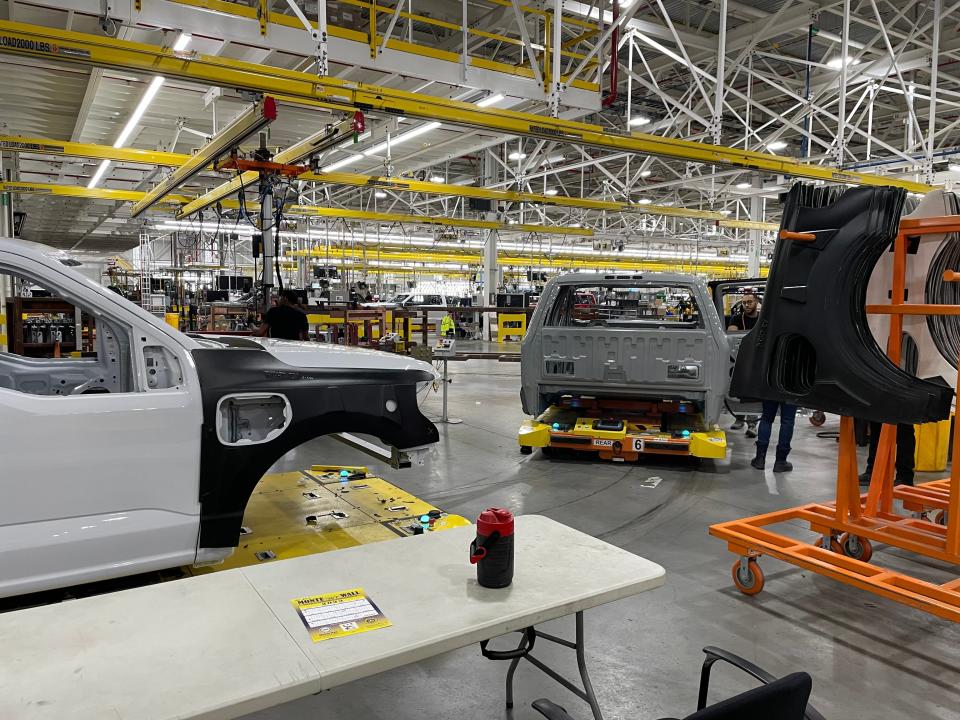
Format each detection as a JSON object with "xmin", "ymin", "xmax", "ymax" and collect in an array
[{"xmin": 532, "ymin": 646, "xmax": 826, "ymax": 720}]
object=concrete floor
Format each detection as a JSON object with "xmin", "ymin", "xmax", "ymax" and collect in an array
[{"xmin": 245, "ymin": 359, "xmax": 960, "ymax": 720}]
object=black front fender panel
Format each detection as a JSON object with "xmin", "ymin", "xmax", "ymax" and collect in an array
[
  {"xmin": 731, "ymin": 184, "xmax": 953, "ymax": 424},
  {"xmin": 192, "ymin": 348, "xmax": 439, "ymax": 548}
]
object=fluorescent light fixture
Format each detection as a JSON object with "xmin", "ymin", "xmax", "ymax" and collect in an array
[
  {"xmin": 720, "ymin": 209, "xmax": 733, "ymax": 215},
  {"xmin": 323, "ymin": 92, "xmax": 504, "ymax": 171},
  {"xmin": 827, "ymin": 56, "xmax": 860, "ymax": 69},
  {"xmin": 172, "ymin": 33, "xmax": 192, "ymax": 51},
  {"xmin": 541, "ymin": 154, "xmax": 565, "ymax": 165},
  {"xmin": 508, "ymin": 151, "xmax": 527, "ymax": 160},
  {"xmin": 429, "ymin": 175, "xmax": 445, "ymax": 183},
  {"xmin": 113, "ymin": 75, "xmax": 165, "ymax": 149},
  {"xmin": 637, "ymin": 198, "xmax": 653, "ymax": 205},
  {"xmin": 629, "ymin": 115, "xmax": 651, "ymax": 126},
  {"xmin": 323, "ymin": 154, "xmax": 363, "ymax": 172},
  {"xmin": 736, "ymin": 181, "xmax": 752, "ymax": 189},
  {"xmin": 374, "ymin": 190, "xmax": 388, "ymax": 199},
  {"xmin": 476, "ymin": 93, "xmax": 505, "ymax": 108},
  {"xmin": 89, "ymin": 73, "xmax": 168, "ymax": 188},
  {"xmin": 363, "ymin": 121, "xmax": 442, "ymax": 157},
  {"xmin": 639, "ymin": 169, "xmax": 651, "ymax": 178},
  {"xmin": 544, "ymin": 188, "xmax": 559, "ymax": 196},
  {"xmin": 948, "ymin": 163, "xmax": 960, "ymax": 173},
  {"xmin": 766, "ymin": 140, "xmax": 788, "ymax": 151},
  {"xmin": 87, "ymin": 159, "xmax": 111, "ymax": 189}
]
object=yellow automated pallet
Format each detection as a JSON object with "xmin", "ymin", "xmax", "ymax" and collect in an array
[
  {"xmin": 188, "ymin": 467, "xmax": 469, "ymax": 575},
  {"xmin": 519, "ymin": 402, "xmax": 726, "ymax": 462}
]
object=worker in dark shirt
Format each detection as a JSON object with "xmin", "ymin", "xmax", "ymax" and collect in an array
[
  {"xmin": 728, "ymin": 291, "xmax": 762, "ymax": 436},
  {"xmin": 727, "ymin": 291, "xmax": 761, "ymax": 331},
  {"xmin": 254, "ymin": 289, "xmax": 308, "ymax": 341}
]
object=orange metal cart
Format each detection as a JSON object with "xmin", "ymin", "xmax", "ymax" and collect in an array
[{"xmin": 711, "ymin": 215, "xmax": 960, "ymax": 622}]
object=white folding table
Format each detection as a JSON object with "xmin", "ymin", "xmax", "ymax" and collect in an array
[{"xmin": 0, "ymin": 515, "xmax": 665, "ymax": 720}]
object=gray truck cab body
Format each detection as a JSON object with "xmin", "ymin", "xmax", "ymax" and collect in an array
[{"xmin": 520, "ymin": 272, "xmax": 731, "ymax": 426}]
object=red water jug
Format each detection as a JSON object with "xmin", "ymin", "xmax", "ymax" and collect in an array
[{"xmin": 469, "ymin": 508, "xmax": 514, "ymax": 588}]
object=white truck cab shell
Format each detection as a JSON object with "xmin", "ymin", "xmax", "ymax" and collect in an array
[{"xmin": 0, "ymin": 238, "xmax": 439, "ymax": 598}]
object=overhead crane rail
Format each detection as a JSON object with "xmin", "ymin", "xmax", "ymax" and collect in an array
[
  {"xmin": 129, "ymin": 95, "xmax": 277, "ymax": 217},
  {"xmin": 1, "ymin": 134, "xmax": 771, "ymax": 228},
  {"xmin": 0, "ymin": 181, "xmax": 589, "ymax": 236},
  {"xmin": 0, "ymin": 20, "xmax": 935, "ymax": 195},
  {"xmin": 288, "ymin": 247, "xmax": 752, "ymax": 277},
  {"xmin": 179, "ymin": 112, "xmax": 365, "ymax": 217}
]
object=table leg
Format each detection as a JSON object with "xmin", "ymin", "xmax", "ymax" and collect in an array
[
  {"xmin": 575, "ymin": 611, "xmax": 603, "ymax": 720},
  {"xmin": 483, "ymin": 611, "xmax": 604, "ymax": 720},
  {"xmin": 505, "ymin": 655, "xmax": 522, "ymax": 709}
]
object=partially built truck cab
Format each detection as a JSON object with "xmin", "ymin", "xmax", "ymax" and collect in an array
[
  {"xmin": 518, "ymin": 272, "xmax": 729, "ymax": 461},
  {"xmin": 0, "ymin": 237, "xmax": 439, "ymax": 598}
]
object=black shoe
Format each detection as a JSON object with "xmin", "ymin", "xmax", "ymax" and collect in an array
[
  {"xmin": 858, "ymin": 470, "xmax": 872, "ymax": 485},
  {"xmin": 731, "ymin": 419, "xmax": 745, "ymax": 430},
  {"xmin": 750, "ymin": 457, "xmax": 765, "ymax": 470},
  {"xmin": 894, "ymin": 475, "xmax": 914, "ymax": 486},
  {"xmin": 773, "ymin": 460, "xmax": 793, "ymax": 473},
  {"xmin": 745, "ymin": 428, "xmax": 757, "ymax": 439}
]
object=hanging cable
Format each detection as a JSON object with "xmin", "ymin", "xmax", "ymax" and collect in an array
[
  {"xmin": 273, "ymin": 182, "xmax": 293, "ymax": 293},
  {"xmin": 925, "ymin": 230, "xmax": 960, "ymax": 370}
]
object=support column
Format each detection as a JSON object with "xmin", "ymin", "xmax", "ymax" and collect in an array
[
  {"xmin": 0, "ymin": 174, "xmax": 12, "ymax": 236},
  {"xmin": 748, "ymin": 174, "xmax": 762, "ymax": 277},
  {"xmin": 926, "ymin": 0, "xmax": 942, "ymax": 184},
  {"xmin": 712, "ymin": 0, "xmax": 727, "ymax": 147},
  {"xmin": 480, "ymin": 150, "xmax": 499, "ymax": 341},
  {"xmin": 711, "ymin": 0, "xmax": 727, "ymax": 203},
  {"xmin": 836, "ymin": 0, "xmax": 850, "ymax": 166},
  {"xmin": 0, "ymin": 167, "xmax": 12, "ymax": 352},
  {"xmin": 482, "ymin": 228, "xmax": 499, "ymax": 341},
  {"xmin": 801, "ymin": 22, "xmax": 814, "ymax": 159},
  {"xmin": 549, "ymin": 0, "xmax": 563, "ymax": 117}
]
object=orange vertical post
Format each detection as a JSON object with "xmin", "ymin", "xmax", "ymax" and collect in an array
[
  {"xmin": 835, "ymin": 417, "xmax": 861, "ymax": 522},
  {"xmin": 866, "ymin": 228, "xmax": 909, "ymax": 516}
]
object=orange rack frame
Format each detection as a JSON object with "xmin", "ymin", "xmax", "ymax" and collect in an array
[{"xmin": 710, "ymin": 215, "xmax": 960, "ymax": 622}]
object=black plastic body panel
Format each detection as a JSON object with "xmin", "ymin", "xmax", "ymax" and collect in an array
[
  {"xmin": 731, "ymin": 184, "xmax": 953, "ymax": 424},
  {"xmin": 192, "ymin": 348, "xmax": 438, "ymax": 548}
]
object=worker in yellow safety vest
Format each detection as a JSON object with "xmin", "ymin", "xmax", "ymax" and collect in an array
[{"xmin": 441, "ymin": 310, "xmax": 456, "ymax": 337}]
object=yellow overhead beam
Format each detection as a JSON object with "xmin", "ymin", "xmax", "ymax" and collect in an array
[
  {"xmin": 304, "ymin": 171, "xmax": 725, "ymax": 220},
  {"xmin": 0, "ymin": 136, "xmax": 186, "ymax": 166},
  {"xmin": 289, "ymin": 247, "xmax": 747, "ymax": 276},
  {"xmin": 130, "ymin": 94, "xmax": 277, "ymax": 217},
  {"xmin": 285, "ymin": 204, "xmax": 590, "ymax": 235},
  {"xmin": 0, "ymin": 21, "xmax": 935, "ymax": 194},
  {"xmin": 175, "ymin": 115, "xmax": 360, "ymax": 218},
  {"xmin": 718, "ymin": 219, "xmax": 779, "ymax": 231},
  {"xmin": 0, "ymin": 181, "xmax": 191, "ymax": 205},
  {"xmin": 0, "ymin": 181, "xmax": 586, "ymax": 235},
  {"xmin": 1, "ymin": 134, "xmax": 727, "ymax": 221}
]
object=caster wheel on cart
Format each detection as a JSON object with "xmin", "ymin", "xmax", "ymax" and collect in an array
[
  {"xmin": 838, "ymin": 533, "xmax": 873, "ymax": 562},
  {"xmin": 732, "ymin": 558, "xmax": 765, "ymax": 596},
  {"xmin": 520, "ymin": 446, "xmax": 533, "ymax": 455},
  {"xmin": 934, "ymin": 510, "xmax": 949, "ymax": 526},
  {"xmin": 828, "ymin": 536, "xmax": 844, "ymax": 554},
  {"xmin": 809, "ymin": 410, "xmax": 826, "ymax": 427}
]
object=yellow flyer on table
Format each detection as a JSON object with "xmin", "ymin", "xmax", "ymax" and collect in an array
[{"xmin": 291, "ymin": 588, "xmax": 391, "ymax": 643}]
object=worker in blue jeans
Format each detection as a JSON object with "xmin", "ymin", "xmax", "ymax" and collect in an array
[{"xmin": 750, "ymin": 400, "xmax": 797, "ymax": 472}]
